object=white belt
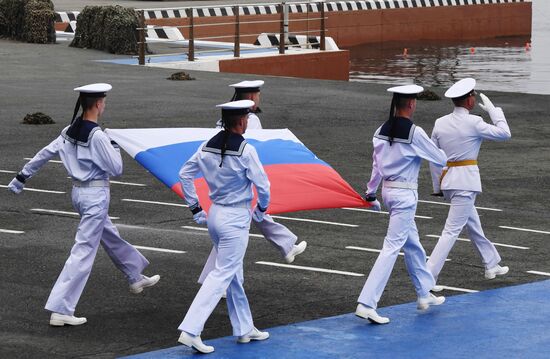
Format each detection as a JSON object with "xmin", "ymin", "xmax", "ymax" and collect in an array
[
  {"xmin": 73, "ymin": 179, "xmax": 110, "ymax": 187},
  {"xmin": 214, "ymin": 200, "xmax": 250, "ymax": 209},
  {"xmin": 383, "ymin": 181, "xmax": 418, "ymax": 190}
]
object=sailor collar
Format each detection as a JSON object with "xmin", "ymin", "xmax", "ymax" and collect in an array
[
  {"xmin": 62, "ymin": 118, "xmax": 101, "ymax": 147},
  {"xmin": 374, "ymin": 117, "xmax": 416, "ymax": 144},
  {"xmin": 202, "ymin": 130, "xmax": 247, "ymax": 156}
]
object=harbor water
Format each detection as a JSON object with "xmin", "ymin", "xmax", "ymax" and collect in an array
[{"xmin": 348, "ymin": 0, "xmax": 549, "ymax": 95}]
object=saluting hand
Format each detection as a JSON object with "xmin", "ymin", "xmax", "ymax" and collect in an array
[{"xmin": 478, "ymin": 93, "xmax": 496, "ymax": 113}]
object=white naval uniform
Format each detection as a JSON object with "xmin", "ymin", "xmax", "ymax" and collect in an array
[
  {"xmin": 19, "ymin": 120, "xmax": 149, "ymax": 316},
  {"xmin": 178, "ymin": 130, "xmax": 270, "ymax": 337},
  {"xmin": 200, "ymin": 113, "xmax": 297, "ymax": 284},
  {"xmin": 427, "ymin": 106, "xmax": 511, "ymax": 280},
  {"xmin": 357, "ymin": 117, "xmax": 447, "ymax": 309}
]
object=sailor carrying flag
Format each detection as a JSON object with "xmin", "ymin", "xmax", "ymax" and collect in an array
[{"xmin": 8, "ymin": 83, "xmax": 160, "ymax": 327}]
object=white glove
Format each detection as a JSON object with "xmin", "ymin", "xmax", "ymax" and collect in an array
[
  {"xmin": 193, "ymin": 210, "xmax": 207, "ymax": 225},
  {"xmin": 369, "ymin": 199, "xmax": 382, "ymax": 212},
  {"xmin": 8, "ymin": 175, "xmax": 25, "ymax": 194},
  {"xmin": 365, "ymin": 194, "xmax": 381, "ymax": 211},
  {"xmin": 252, "ymin": 205, "xmax": 267, "ymax": 222},
  {"xmin": 478, "ymin": 93, "xmax": 496, "ymax": 113}
]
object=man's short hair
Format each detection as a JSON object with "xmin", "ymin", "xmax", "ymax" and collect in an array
[
  {"xmin": 81, "ymin": 96, "xmax": 102, "ymax": 111},
  {"xmin": 395, "ymin": 96, "xmax": 414, "ymax": 110}
]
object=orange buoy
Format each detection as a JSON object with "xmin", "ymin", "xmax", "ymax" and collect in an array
[
  {"xmin": 403, "ymin": 48, "xmax": 408, "ymax": 57},
  {"xmin": 469, "ymin": 47, "xmax": 475, "ymax": 54}
]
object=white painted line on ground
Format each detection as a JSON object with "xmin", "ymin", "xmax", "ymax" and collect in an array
[
  {"xmin": 255, "ymin": 261, "xmax": 364, "ymax": 277},
  {"xmin": 271, "ymin": 215, "xmax": 358, "ymax": 227},
  {"xmin": 122, "ymin": 198, "xmax": 188, "ymax": 207},
  {"xmin": 0, "ymin": 170, "xmax": 17, "ymax": 174},
  {"xmin": 342, "ymin": 207, "xmax": 432, "ymax": 219},
  {"xmin": 24, "ymin": 157, "xmax": 62, "ymax": 164},
  {"xmin": 434, "ymin": 285, "xmax": 478, "ymax": 293},
  {"xmin": 181, "ymin": 225, "xmax": 264, "ymax": 238},
  {"xmin": 417, "ymin": 200, "xmax": 503, "ymax": 212},
  {"xmin": 346, "ymin": 245, "xmax": 405, "ymax": 256},
  {"xmin": 499, "ymin": 226, "xmax": 550, "ymax": 235},
  {"xmin": 31, "ymin": 208, "xmax": 120, "ymax": 220},
  {"xmin": 526, "ymin": 270, "xmax": 550, "ymax": 277},
  {"xmin": 0, "ymin": 184, "xmax": 65, "ymax": 194},
  {"xmin": 345, "ymin": 246, "xmax": 450, "ymax": 261},
  {"xmin": 425, "ymin": 234, "xmax": 529, "ymax": 250},
  {"xmin": 133, "ymin": 245, "xmax": 186, "ymax": 254},
  {"xmin": 110, "ymin": 180, "xmax": 147, "ymax": 187},
  {"xmin": 0, "ymin": 229, "xmax": 25, "ymax": 234}
]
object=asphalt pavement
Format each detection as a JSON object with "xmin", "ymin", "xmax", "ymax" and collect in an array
[{"xmin": 1, "ymin": 38, "xmax": 549, "ymax": 358}]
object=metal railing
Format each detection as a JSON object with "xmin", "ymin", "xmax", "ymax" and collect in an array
[{"xmin": 136, "ymin": 1, "xmax": 328, "ymax": 65}]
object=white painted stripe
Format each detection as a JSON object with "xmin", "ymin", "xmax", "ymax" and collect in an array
[
  {"xmin": 342, "ymin": 207, "xmax": 433, "ymax": 219},
  {"xmin": 0, "ymin": 185, "xmax": 65, "ymax": 194},
  {"xmin": 499, "ymin": 226, "xmax": 550, "ymax": 235},
  {"xmin": 122, "ymin": 198, "xmax": 188, "ymax": 207},
  {"xmin": 133, "ymin": 245, "xmax": 185, "ymax": 254},
  {"xmin": 346, "ymin": 245, "xmax": 405, "ymax": 256},
  {"xmin": 0, "ymin": 170, "xmax": 17, "ymax": 174},
  {"xmin": 270, "ymin": 215, "xmax": 358, "ymax": 227},
  {"xmin": 434, "ymin": 285, "xmax": 478, "ymax": 293},
  {"xmin": 417, "ymin": 199, "xmax": 502, "ymax": 212},
  {"xmin": 24, "ymin": 157, "xmax": 62, "ymax": 164},
  {"xmin": 181, "ymin": 225, "xmax": 264, "ymax": 238},
  {"xmin": 527, "ymin": 270, "xmax": 550, "ymax": 277},
  {"xmin": 425, "ymin": 234, "xmax": 529, "ymax": 250},
  {"xmin": 345, "ymin": 246, "xmax": 450, "ymax": 261},
  {"xmin": 256, "ymin": 261, "xmax": 364, "ymax": 277},
  {"xmin": 31, "ymin": 208, "xmax": 119, "ymax": 220},
  {"xmin": 0, "ymin": 229, "xmax": 25, "ymax": 234},
  {"xmin": 110, "ymin": 181, "xmax": 147, "ymax": 187}
]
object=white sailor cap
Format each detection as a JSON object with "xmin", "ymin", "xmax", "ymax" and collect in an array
[
  {"xmin": 444, "ymin": 78, "xmax": 476, "ymax": 99},
  {"xmin": 216, "ymin": 100, "xmax": 255, "ymax": 116},
  {"xmin": 229, "ymin": 80, "xmax": 264, "ymax": 93},
  {"xmin": 73, "ymin": 83, "xmax": 112, "ymax": 97},
  {"xmin": 387, "ymin": 84, "xmax": 424, "ymax": 97}
]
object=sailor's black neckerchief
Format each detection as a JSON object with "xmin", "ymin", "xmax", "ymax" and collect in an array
[
  {"xmin": 62, "ymin": 117, "xmax": 101, "ymax": 147},
  {"xmin": 203, "ymin": 130, "xmax": 247, "ymax": 166},
  {"xmin": 374, "ymin": 117, "xmax": 416, "ymax": 144}
]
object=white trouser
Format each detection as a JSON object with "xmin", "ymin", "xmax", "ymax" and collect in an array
[
  {"xmin": 45, "ymin": 186, "xmax": 149, "ymax": 315},
  {"xmin": 197, "ymin": 214, "xmax": 297, "ymax": 284},
  {"xmin": 427, "ymin": 190, "xmax": 501, "ymax": 280},
  {"xmin": 179, "ymin": 203, "xmax": 254, "ymax": 337},
  {"xmin": 358, "ymin": 188, "xmax": 435, "ymax": 309}
]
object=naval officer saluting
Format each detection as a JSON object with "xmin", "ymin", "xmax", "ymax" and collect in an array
[
  {"xmin": 355, "ymin": 84, "xmax": 447, "ymax": 324},
  {"xmin": 8, "ymin": 83, "xmax": 160, "ymax": 326},
  {"xmin": 177, "ymin": 100, "xmax": 270, "ymax": 354},
  {"xmin": 200, "ymin": 80, "xmax": 306, "ymax": 288},
  {"xmin": 427, "ymin": 78, "xmax": 511, "ymax": 289}
]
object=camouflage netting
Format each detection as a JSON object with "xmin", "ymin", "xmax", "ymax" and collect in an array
[
  {"xmin": 167, "ymin": 72, "xmax": 195, "ymax": 81},
  {"xmin": 418, "ymin": 90, "xmax": 441, "ymax": 101},
  {"xmin": 0, "ymin": 0, "xmax": 55, "ymax": 43},
  {"xmin": 71, "ymin": 5, "xmax": 140, "ymax": 55},
  {"xmin": 22, "ymin": 112, "xmax": 55, "ymax": 125}
]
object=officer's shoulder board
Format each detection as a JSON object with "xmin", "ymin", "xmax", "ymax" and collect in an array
[
  {"xmin": 374, "ymin": 118, "xmax": 416, "ymax": 144},
  {"xmin": 61, "ymin": 121, "xmax": 101, "ymax": 147},
  {"xmin": 202, "ymin": 131, "xmax": 247, "ymax": 156}
]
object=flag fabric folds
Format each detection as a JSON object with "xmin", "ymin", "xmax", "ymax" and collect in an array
[{"xmin": 105, "ymin": 128, "xmax": 367, "ymax": 214}]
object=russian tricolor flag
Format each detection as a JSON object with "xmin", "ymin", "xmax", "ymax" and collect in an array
[{"xmin": 106, "ymin": 128, "xmax": 367, "ymax": 214}]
